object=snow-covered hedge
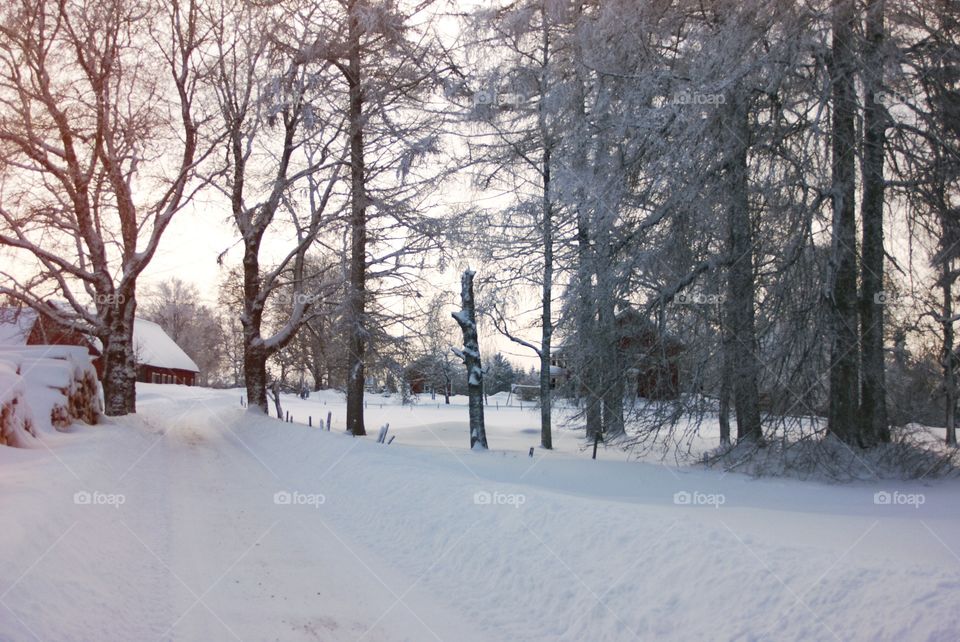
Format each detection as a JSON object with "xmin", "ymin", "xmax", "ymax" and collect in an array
[{"xmin": 0, "ymin": 346, "xmax": 101, "ymax": 445}]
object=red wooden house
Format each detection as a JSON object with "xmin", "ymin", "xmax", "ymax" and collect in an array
[
  {"xmin": 0, "ymin": 308, "xmax": 198, "ymax": 385},
  {"xmin": 551, "ymin": 307, "xmax": 683, "ymax": 400},
  {"xmin": 25, "ymin": 312, "xmax": 105, "ymax": 377}
]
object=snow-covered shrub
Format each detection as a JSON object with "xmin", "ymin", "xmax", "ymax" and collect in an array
[{"xmin": 702, "ymin": 428, "xmax": 959, "ymax": 481}]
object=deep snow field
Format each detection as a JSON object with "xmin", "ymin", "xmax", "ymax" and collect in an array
[{"xmin": 2, "ymin": 383, "xmax": 959, "ymax": 641}]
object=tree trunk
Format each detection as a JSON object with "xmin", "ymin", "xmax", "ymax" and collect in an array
[
  {"xmin": 240, "ymin": 221, "xmax": 270, "ymax": 412},
  {"xmin": 569, "ymin": 16, "xmax": 602, "ymax": 440},
  {"xmin": 859, "ymin": 0, "xmax": 890, "ymax": 446},
  {"xmin": 101, "ymin": 296, "xmax": 138, "ymax": 416},
  {"xmin": 719, "ymin": 308, "xmax": 732, "ymax": 447},
  {"xmin": 576, "ymin": 219, "xmax": 602, "ymax": 439},
  {"xmin": 539, "ymin": 146, "xmax": 554, "ymax": 450},
  {"xmin": 452, "ymin": 270, "xmax": 487, "ymax": 449},
  {"xmin": 597, "ymin": 290, "xmax": 624, "ymax": 437},
  {"xmin": 345, "ymin": 0, "xmax": 367, "ymax": 436},
  {"xmin": 269, "ymin": 381, "xmax": 283, "ymax": 419},
  {"xmin": 827, "ymin": 0, "xmax": 861, "ymax": 445},
  {"xmin": 243, "ymin": 341, "xmax": 268, "ymax": 413},
  {"xmin": 725, "ymin": 92, "xmax": 762, "ymax": 443},
  {"xmin": 944, "ymin": 260, "xmax": 957, "ymax": 447}
]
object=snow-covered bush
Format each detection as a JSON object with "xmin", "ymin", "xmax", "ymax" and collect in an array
[{"xmin": 702, "ymin": 428, "xmax": 960, "ymax": 481}]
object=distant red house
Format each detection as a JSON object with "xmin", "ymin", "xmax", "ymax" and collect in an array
[
  {"xmin": 405, "ymin": 367, "xmax": 427, "ymax": 395},
  {"xmin": 552, "ymin": 308, "xmax": 683, "ymax": 400},
  {"xmin": 0, "ymin": 308, "xmax": 198, "ymax": 385},
  {"xmin": 617, "ymin": 308, "xmax": 683, "ymax": 400}
]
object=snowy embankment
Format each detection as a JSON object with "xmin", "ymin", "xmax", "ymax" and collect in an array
[{"xmin": 1, "ymin": 384, "xmax": 959, "ymax": 641}]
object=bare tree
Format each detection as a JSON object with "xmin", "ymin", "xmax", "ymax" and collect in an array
[
  {"xmin": 296, "ymin": 0, "xmax": 450, "ymax": 436},
  {"xmin": 463, "ymin": 0, "xmax": 594, "ymax": 449},
  {"xmin": 891, "ymin": 0, "xmax": 960, "ymax": 446},
  {"xmin": 205, "ymin": 0, "xmax": 343, "ymax": 413},
  {"xmin": 0, "ymin": 0, "xmax": 213, "ymax": 415},
  {"xmin": 141, "ymin": 278, "xmax": 223, "ymax": 385}
]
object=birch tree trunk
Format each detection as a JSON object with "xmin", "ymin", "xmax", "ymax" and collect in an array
[
  {"xmin": 101, "ymin": 293, "xmax": 139, "ymax": 416},
  {"xmin": 452, "ymin": 270, "xmax": 488, "ymax": 449}
]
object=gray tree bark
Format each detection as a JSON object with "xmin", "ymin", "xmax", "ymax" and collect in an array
[
  {"xmin": 724, "ymin": 92, "xmax": 762, "ymax": 443},
  {"xmin": 537, "ymin": 19, "xmax": 554, "ymax": 449},
  {"xmin": 452, "ymin": 270, "xmax": 488, "ymax": 449},
  {"xmin": 943, "ymin": 263, "xmax": 957, "ymax": 447},
  {"xmin": 569, "ymin": 14, "xmax": 602, "ymax": 440},
  {"xmin": 858, "ymin": 0, "xmax": 891, "ymax": 446},
  {"xmin": 576, "ymin": 218, "xmax": 603, "ymax": 440},
  {"xmin": 718, "ymin": 303, "xmax": 733, "ymax": 446},
  {"xmin": 596, "ymin": 270, "xmax": 624, "ymax": 437},
  {"xmin": 827, "ymin": 0, "xmax": 861, "ymax": 445},
  {"xmin": 345, "ymin": 0, "xmax": 368, "ymax": 436}
]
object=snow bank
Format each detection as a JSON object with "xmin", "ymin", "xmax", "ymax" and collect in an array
[{"xmin": 0, "ymin": 346, "xmax": 100, "ymax": 442}]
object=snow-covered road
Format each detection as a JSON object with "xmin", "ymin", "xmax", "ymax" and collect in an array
[
  {"xmin": 3, "ymin": 386, "xmax": 484, "ymax": 641},
  {"xmin": 2, "ymin": 384, "xmax": 960, "ymax": 641}
]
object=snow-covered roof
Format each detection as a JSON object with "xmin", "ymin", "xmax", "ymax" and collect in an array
[
  {"xmin": 0, "ymin": 310, "xmax": 198, "ymax": 373},
  {"xmin": 133, "ymin": 319, "xmax": 199, "ymax": 373}
]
